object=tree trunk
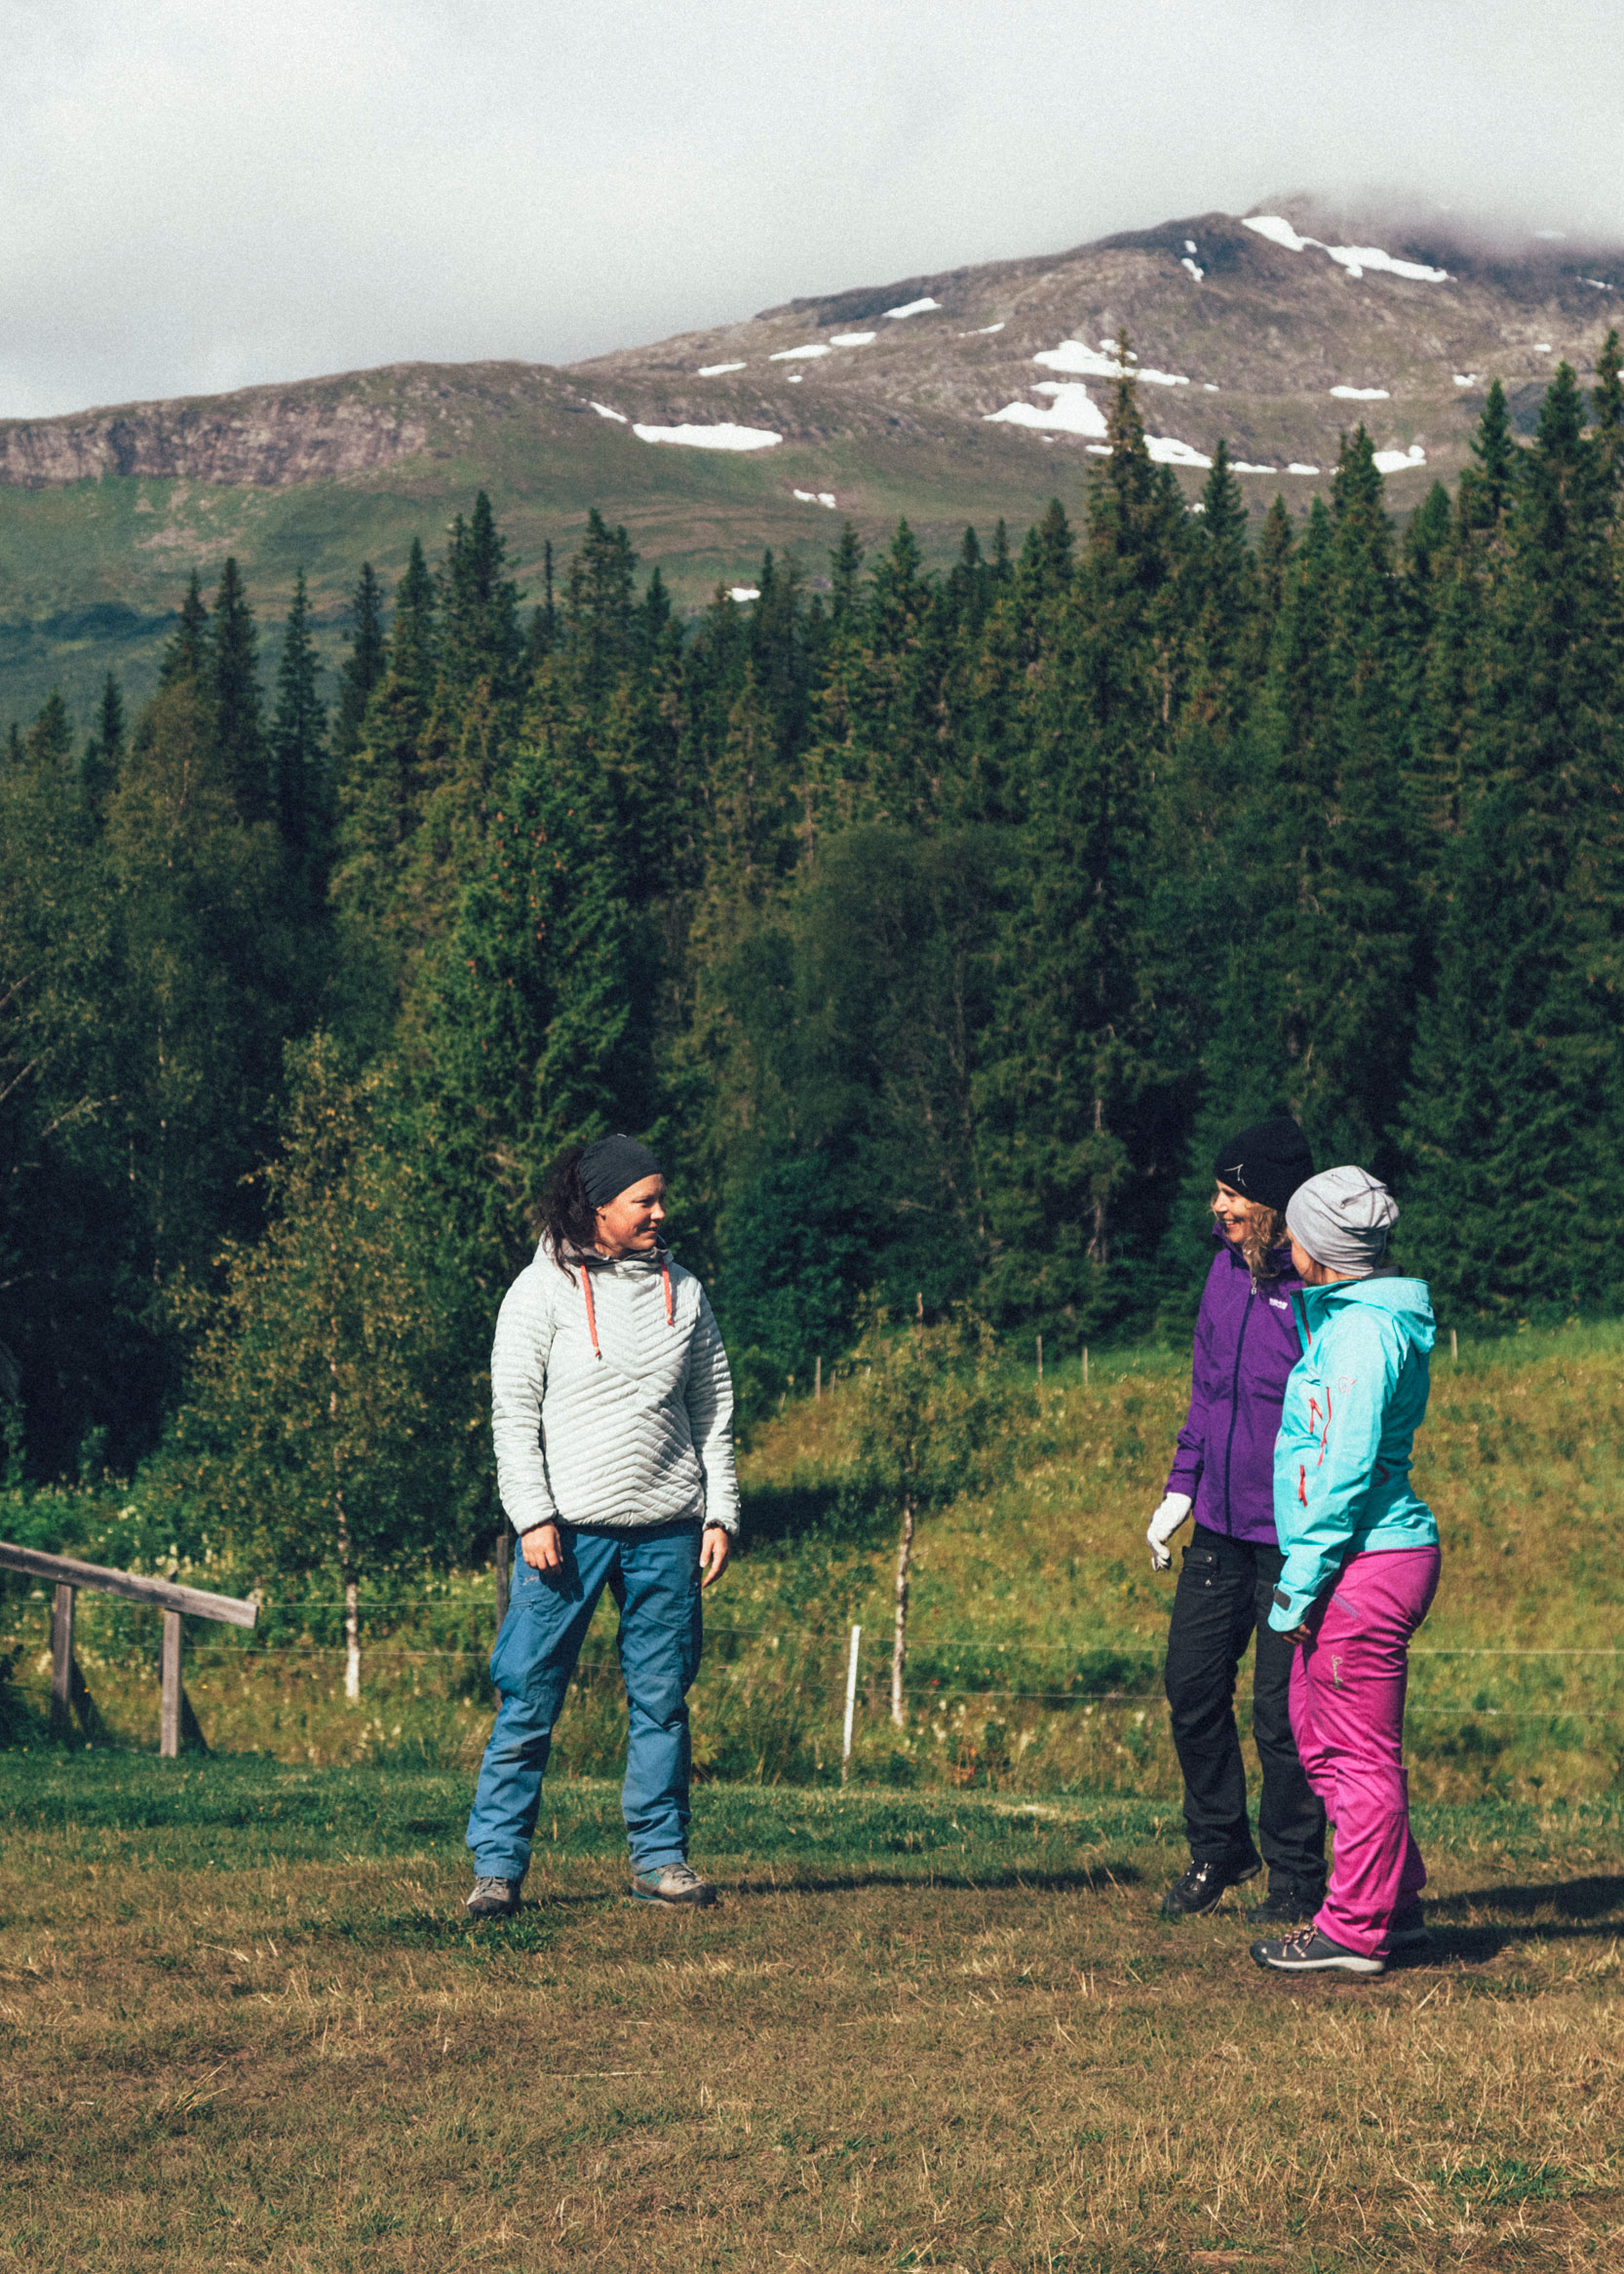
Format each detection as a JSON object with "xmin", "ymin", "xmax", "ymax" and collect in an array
[
  {"xmin": 330, "ymin": 1343, "xmax": 360, "ymax": 1704},
  {"xmin": 890, "ymin": 1492, "xmax": 915, "ymax": 1729},
  {"xmin": 344, "ymin": 1574, "xmax": 361, "ymax": 1705}
]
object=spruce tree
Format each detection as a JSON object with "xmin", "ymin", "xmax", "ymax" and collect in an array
[
  {"xmin": 1402, "ymin": 364, "xmax": 1624, "ymax": 1314},
  {"xmin": 331, "ymin": 539, "xmax": 438, "ymax": 950},
  {"xmin": 271, "ymin": 569, "xmax": 328, "ymax": 857},
  {"xmin": 81, "ymin": 674, "xmax": 125, "ymax": 822},
  {"xmin": 1592, "ymin": 327, "xmax": 1624, "ymax": 493},
  {"xmin": 1461, "ymin": 378, "xmax": 1518, "ymax": 530},
  {"xmin": 330, "ymin": 563, "xmax": 386, "ymax": 762},
  {"xmin": 159, "ymin": 573, "xmax": 210, "ymax": 686},
  {"xmin": 210, "ymin": 559, "xmax": 269, "ymax": 823},
  {"xmin": 25, "ymin": 692, "xmax": 74, "ymax": 771},
  {"xmin": 414, "ymin": 718, "xmax": 658, "ymax": 1273},
  {"xmin": 441, "ymin": 491, "xmax": 522, "ymax": 700}
]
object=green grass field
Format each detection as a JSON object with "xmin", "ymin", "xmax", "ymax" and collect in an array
[
  {"xmin": 8, "ymin": 1321, "xmax": 1621, "ymax": 1803},
  {"xmin": 6, "ymin": 1323, "xmax": 1623, "ymax": 2265},
  {"xmin": 3, "ymin": 1756, "xmax": 1622, "ymax": 2270}
]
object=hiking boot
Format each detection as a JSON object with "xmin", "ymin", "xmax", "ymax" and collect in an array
[
  {"xmin": 1388, "ymin": 1903, "xmax": 1429, "ymax": 1952},
  {"xmin": 1161, "ymin": 1857, "xmax": 1260, "ymax": 1917},
  {"xmin": 464, "ymin": 1875, "xmax": 522, "ymax": 1919},
  {"xmin": 1250, "ymin": 1925, "xmax": 1385, "ymax": 1977},
  {"xmin": 630, "ymin": 1861, "xmax": 717, "ymax": 1908},
  {"xmin": 1249, "ymin": 1881, "xmax": 1327, "ymax": 1928}
]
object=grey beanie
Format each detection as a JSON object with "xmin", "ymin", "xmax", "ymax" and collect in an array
[{"xmin": 1286, "ymin": 1165, "xmax": 1399, "ymax": 1276}]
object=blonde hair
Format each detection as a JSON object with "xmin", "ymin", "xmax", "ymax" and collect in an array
[
  {"xmin": 1241, "ymin": 1206, "xmax": 1288, "ymax": 1282},
  {"xmin": 1213, "ymin": 1187, "xmax": 1288, "ymax": 1284}
]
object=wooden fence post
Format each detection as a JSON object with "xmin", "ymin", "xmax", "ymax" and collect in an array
[
  {"xmin": 160, "ymin": 1609, "xmax": 183, "ymax": 1758},
  {"xmin": 496, "ymin": 1527, "xmax": 511, "ymax": 1628},
  {"xmin": 51, "ymin": 1585, "xmax": 75, "ymax": 1741}
]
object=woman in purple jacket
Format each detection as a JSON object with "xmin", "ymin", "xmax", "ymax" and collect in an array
[{"xmin": 1147, "ymin": 1117, "xmax": 1327, "ymax": 1923}]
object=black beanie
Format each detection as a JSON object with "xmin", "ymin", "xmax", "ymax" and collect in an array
[
  {"xmin": 1212, "ymin": 1117, "xmax": 1313, "ymax": 1214},
  {"xmin": 578, "ymin": 1134, "xmax": 664, "ymax": 1211}
]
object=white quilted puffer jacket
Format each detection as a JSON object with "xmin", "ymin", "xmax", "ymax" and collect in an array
[{"xmin": 489, "ymin": 1237, "xmax": 740, "ymax": 1538}]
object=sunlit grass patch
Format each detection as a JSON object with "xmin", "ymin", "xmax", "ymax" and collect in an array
[{"xmin": 2, "ymin": 1763, "xmax": 1622, "ymax": 2269}]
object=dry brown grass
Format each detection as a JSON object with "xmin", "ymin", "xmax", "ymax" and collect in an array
[{"xmin": 4, "ymin": 1765, "xmax": 1622, "ymax": 2271}]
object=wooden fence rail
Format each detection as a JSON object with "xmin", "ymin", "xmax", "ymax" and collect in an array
[{"xmin": 0, "ymin": 1541, "xmax": 257, "ymax": 1756}]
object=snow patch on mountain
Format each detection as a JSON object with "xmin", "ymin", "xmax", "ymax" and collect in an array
[
  {"xmin": 1233, "ymin": 461, "xmax": 1277, "ymax": 474},
  {"xmin": 633, "ymin": 422, "xmax": 782, "ymax": 450},
  {"xmin": 1287, "ymin": 463, "xmax": 1320, "ymax": 475},
  {"xmin": 770, "ymin": 343, "xmax": 831, "ymax": 362},
  {"xmin": 884, "ymin": 297, "xmax": 940, "ymax": 320},
  {"xmin": 1243, "ymin": 213, "xmax": 1450, "ymax": 284},
  {"xmin": 1181, "ymin": 258, "xmax": 1205, "ymax": 283},
  {"xmin": 1373, "ymin": 443, "xmax": 1427, "ymax": 474},
  {"xmin": 1453, "ymin": 373, "xmax": 1482, "ymax": 386},
  {"xmin": 960, "ymin": 322, "xmax": 1005, "ymax": 336},
  {"xmin": 729, "ymin": 587, "xmax": 760, "ymax": 602},
  {"xmin": 1033, "ymin": 340, "xmax": 1189, "ymax": 386},
  {"xmin": 698, "ymin": 363, "xmax": 746, "ymax": 376},
  {"xmin": 1146, "ymin": 435, "xmax": 1212, "ymax": 468},
  {"xmin": 985, "ymin": 383, "xmax": 1108, "ymax": 438},
  {"xmin": 830, "ymin": 332, "xmax": 876, "ymax": 346},
  {"xmin": 1331, "ymin": 385, "xmax": 1390, "ymax": 400},
  {"xmin": 591, "ymin": 402, "xmax": 628, "ymax": 422},
  {"xmin": 989, "ymin": 381, "xmax": 1209, "ymax": 467},
  {"xmin": 793, "ymin": 489, "xmax": 837, "ymax": 508}
]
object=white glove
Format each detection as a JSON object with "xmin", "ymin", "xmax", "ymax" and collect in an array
[{"xmin": 1146, "ymin": 1493, "xmax": 1193, "ymax": 1571}]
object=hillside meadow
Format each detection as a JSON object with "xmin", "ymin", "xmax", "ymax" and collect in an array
[{"xmin": 6, "ymin": 1319, "xmax": 1621, "ymax": 1803}]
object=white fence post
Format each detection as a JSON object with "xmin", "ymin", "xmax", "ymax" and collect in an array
[{"xmin": 841, "ymin": 1624, "xmax": 862, "ymax": 1786}]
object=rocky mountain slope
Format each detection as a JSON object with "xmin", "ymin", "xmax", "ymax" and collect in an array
[{"xmin": 4, "ymin": 197, "xmax": 1620, "ymax": 723}]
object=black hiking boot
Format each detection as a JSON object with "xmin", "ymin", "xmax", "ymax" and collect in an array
[{"xmin": 1161, "ymin": 1857, "xmax": 1261, "ymax": 1917}]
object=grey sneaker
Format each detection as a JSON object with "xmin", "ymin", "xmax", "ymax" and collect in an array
[
  {"xmin": 464, "ymin": 1875, "xmax": 522, "ymax": 1919},
  {"xmin": 630, "ymin": 1861, "xmax": 716, "ymax": 1908}
]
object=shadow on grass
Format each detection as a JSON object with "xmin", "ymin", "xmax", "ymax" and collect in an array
[
  {"xmin": 1403, "ymin": 1873, "xmax": 1624, "ymax": 1965},
  {"xmin": 728, "ymin": 1863, "xmax": 1145, "ymax": 1897},
  {"xmin": 1431, "ymin": 1873, "xmax": 1624, "ymax": 1922},
  {"xmin": 738, "ymin": 1478, "xmax": 886, "ymax": 1551}
]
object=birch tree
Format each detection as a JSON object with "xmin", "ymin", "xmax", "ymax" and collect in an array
[
  {"xmin": 849, "ymin": 1305, "xmax": 1012, "ymax": 1728},
  {"xmin": 172, "ymin": 1035, "xmax": 467, "ymax": 1699}
]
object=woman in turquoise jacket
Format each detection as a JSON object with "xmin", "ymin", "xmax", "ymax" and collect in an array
[{"xmin": 1249, "ymin": 1167, "xmax": 1442, "ymax": 1979}]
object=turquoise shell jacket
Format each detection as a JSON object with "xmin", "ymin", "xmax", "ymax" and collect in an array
[{"xmin": 1268, "ymin": 1271, "xmax": 1440, "ymax": 1633}]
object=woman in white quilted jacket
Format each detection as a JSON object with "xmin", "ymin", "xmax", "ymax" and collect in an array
[{"xmin": 463, "ymin": 1135, "xmax": 739, "ymax": 1917}]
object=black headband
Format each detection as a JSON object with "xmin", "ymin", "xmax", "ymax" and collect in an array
[{"xmin": 578, "ymin": 1134, "xmax": 663, "ymax": 1210}]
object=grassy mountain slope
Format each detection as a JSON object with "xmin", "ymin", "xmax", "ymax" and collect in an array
[{"xmin": 3, "ymin": 196, "xmax": 1621, "ymax": 725}]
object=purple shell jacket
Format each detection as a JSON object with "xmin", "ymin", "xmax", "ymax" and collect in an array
[{"xmin": 1165, "ymin": 1234, "xmax": 1306, "ymax": 1545}]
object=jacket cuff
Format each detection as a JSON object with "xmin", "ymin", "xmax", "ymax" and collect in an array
[{"xmin": 1268, "ymin": 1583, "xmax": 1301, "ymax": 1633}]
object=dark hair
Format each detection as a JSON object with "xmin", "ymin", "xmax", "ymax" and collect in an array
[{"xmin": 539, "ymin": 1146, "xmax": 598, "ymax": 1280}]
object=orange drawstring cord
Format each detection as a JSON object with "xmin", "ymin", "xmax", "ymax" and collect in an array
[{"xmin": 580, "ymin": 1254, "xmax": 676, "ymax": 1358}]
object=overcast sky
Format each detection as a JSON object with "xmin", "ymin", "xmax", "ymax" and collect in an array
[{"xmin": 4, "ymin": 0, "xmax": 1623, "ymax": 421}]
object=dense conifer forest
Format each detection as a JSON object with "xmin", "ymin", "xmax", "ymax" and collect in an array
[{"xmin": 3, "ymin": 354, "xmax": 1621, "ymax": 1562}]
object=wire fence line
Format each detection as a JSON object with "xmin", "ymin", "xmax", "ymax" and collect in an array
[{"xmin": 5, "ymin": 1593, "xmax": 1620, "ymax": 1659}]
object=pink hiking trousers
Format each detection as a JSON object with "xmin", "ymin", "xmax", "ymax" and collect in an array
[{"xmin": 1289, "ymin": 1546, "xmax": 1442, "ymax": 1957}]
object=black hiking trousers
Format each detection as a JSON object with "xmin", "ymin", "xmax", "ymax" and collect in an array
[{"xmin": 1163, "ymin": 1523, "xmax": 1327, "ymax": 1893}]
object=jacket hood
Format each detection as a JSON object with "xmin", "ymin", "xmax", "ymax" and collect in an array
[{"xmin": 1303, "ymin": 1270, "xmax": 1436, "ymax": 1352}]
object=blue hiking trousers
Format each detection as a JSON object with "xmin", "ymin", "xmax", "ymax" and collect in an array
[{"xmin": 465, "ymin": 1519, "xmax": 703, "ymax": 1881}]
